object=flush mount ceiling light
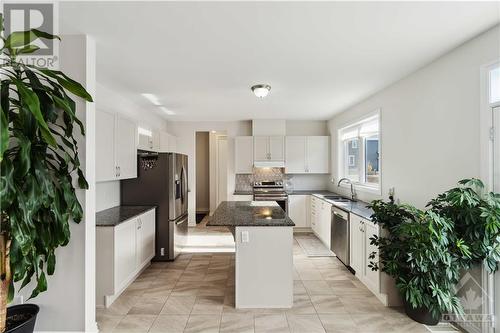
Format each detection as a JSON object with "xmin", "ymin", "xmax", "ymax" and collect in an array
[{"xmin": 251, "ymin": 84, "xmax": 271, "ymax": 98}]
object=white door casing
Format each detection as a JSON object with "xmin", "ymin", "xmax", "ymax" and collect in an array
[{"xmin": 216, "ymin": 135, "xmax": 228, "ymax": 207}]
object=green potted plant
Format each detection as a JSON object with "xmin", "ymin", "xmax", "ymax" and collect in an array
[
  {"xmin": 0, "ymin": 22, "xmax": 92, "ymax": 332},
  {"xmin": 427, "ymin": 178, "xmax": 500, "ymax": 272},
  {"xmin": 368, "ymin": 199, "xmax": 467, "ymax": 324},
  {"xmin": 368, "ymin": 179, "xmax": 500, "ymax": 325}
]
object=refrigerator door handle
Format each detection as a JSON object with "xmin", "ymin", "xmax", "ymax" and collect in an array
[{"xmin": 181, "ymin": 166, "xmax": 187, "ymax": 204}]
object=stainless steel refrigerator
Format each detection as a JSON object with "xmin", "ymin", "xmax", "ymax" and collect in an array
[{"xmin": 121, "ymin": 152, "xmax": 188, "ymax": 261}]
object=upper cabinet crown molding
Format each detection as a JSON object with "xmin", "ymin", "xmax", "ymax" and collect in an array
[
  {"xmin": 96, "ymin": 110, "xmax": 137, "ymax": 182},
  {"xmin": 285, "ymin": 136, "xmax": 329, "ymax": 174}
]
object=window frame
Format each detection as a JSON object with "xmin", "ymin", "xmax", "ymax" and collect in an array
[{"xmin": 337, "ymin": 109, "xmax": 382, "ymax": 195}]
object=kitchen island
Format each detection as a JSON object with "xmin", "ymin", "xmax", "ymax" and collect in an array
[{"xmin": 207, "ymin": 201, "xmax": 295, "ymax": 308}]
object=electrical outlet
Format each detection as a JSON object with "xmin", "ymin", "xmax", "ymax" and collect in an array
[
  {"xmin": 241, "ymin": 231, "xmax": 249, "ymax": 243},
  {"xmin": 160, "ymin": 248, "xmax": 165, "ymax": 256}
]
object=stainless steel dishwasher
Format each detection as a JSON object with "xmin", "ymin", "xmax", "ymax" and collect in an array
[{"xmin": 331, "ymin": 206, "xmax": 350, "ymax": 268}]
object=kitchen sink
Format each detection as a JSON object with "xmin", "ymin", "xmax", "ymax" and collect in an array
[{"xmin": 323, "ymin": 196, "xmax": 351, "ymax": 202}]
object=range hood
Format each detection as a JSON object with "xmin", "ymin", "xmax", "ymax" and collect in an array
[{"xmin": 254, "ymin": 161, "xmax": 285, "ymax": 168}]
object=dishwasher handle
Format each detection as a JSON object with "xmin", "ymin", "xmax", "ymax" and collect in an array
[{"xmin": 332, "ymin": 207, "xmax": 349, "ymax": 220}]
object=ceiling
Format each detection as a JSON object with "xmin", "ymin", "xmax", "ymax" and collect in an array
[{"xmin": 59, "ymin": 1, "xmax": 500, "ymax": 121}]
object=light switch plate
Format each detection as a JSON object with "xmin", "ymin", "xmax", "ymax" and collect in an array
[{"xmin": 241, "ymin": 231, "xmax": 249, "ymax": 243}]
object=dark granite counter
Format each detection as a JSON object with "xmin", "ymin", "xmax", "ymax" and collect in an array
[
  {"xmin": 286, "ymin": 190, "xmax": 332, "ymax": 195},
  {"xmin": 311, "ymin": 193, "xmax": 374, "ymax": 220},
  {"xmin": 207, "ymin": 201, "xmax": 295, "ymax": 227},
  {"xmin": 233, "ymin": 191, "xmax": 253, "ymax": 195},
  {"xmin": 96, "ymin": 206, "xmax": 156, "ymax": 227}
]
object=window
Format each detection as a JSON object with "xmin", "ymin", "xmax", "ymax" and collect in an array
[{"xmin": 338, "ymin": 112, "xmax": 380, "ymax": 191}]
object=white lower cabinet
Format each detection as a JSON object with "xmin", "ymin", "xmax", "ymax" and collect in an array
[
  {"xmin": 317, "ymin": 199, "xmax": 332, "ymax": 249},
  {"xmin": 96, "ymin": 208, "xmax": 156, "ymax": 307},
  {"xmin": 310, "ymin": 196, "xmax": 319, "ymax": 235},
  {"xmin": 309, "ymin": 196, "xmax": 331, "ymax": 248},
  {"xmin": 350, "ymin": 213, "xmax": 387, "ymax": 303},
  {"xmin": 288, "ymin": 195, "xmax": 309, "ymax": 229},
  {"xmin": 136, "ymin": 209, "xmax": 156, "ymax": 266}
]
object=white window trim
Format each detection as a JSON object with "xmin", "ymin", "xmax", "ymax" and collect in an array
[{"xmin": 337, "ymin": 109, "xmax": 382, "ymax": 195}]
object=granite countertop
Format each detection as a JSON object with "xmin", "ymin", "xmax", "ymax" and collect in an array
[
  {"xmin": 207, "ymin": 201, "xmax": 295, "ymax": 227},
  {"xmin": 311, "ymin": 193, "xmax": 374, "ymax": 220},
  {"xmin": 286, "ymin": 190, "xmax": 333, "ymax": 195},
  {"xmin": 233, "ymin": 191, "xmax": 253, "ymax": 195},
  {"xmin": 96, "ymin": 205, "xmax": 156, "ymax": 227}
]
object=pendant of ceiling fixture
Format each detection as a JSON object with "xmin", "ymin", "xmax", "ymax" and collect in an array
[{"xmin": 251, "ymin": 84, "xmax": 271, "ymax": 98}]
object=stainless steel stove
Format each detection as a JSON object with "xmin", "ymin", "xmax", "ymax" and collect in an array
[{"xmin": 253, "ymin": 181, "xmax": 288, "ymax": 212}]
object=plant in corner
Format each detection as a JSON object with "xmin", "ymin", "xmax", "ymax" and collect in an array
[
  {"xmin": 0, "ymin": 21, "xmax": 93, "ymax": 332},
  {"xmin": 427, "ymin": 178, "xmax": 500, "ymax": 273},
  {"xmin": 368, "ymin": 179, "xmax": 500, "ymax": 325}
]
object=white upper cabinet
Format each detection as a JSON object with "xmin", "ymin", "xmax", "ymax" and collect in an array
[
  {"xmin": 96, "ymin": 110, "xmax": 137, "ymax": 182},
  {"xmin": 235, "ymin": 136, "xmax": 254, "ymax": 174},
  {"xmin": 285, "ymin": 136, "xmax": 329, "ymax": 174},
  {"xmin": 96, "ymin": 110, "xmax": 116, "ymax": 182},
  {"xmin": 253, "ymin": 136, "xmax": 269, "ymax": 161},
  {"xmin": 137, "ymin": 128, "xmax": 155, "ymax": 152},
  {"xmin": 269, "ymin": 136, "xmax": 285, "ymax": 161},
  {"xmin": 306, "ymin": 136, "xmax": 329, "ymax": 173},
  {"xmin": 159, "ymin": 131, "xmax": 177, "ymax": 153},
  {"xmin": 285, "ymin": 136, "xmax": 307, "ymax": 173},
  {"xmin": 254, "ymin": 136, "xmax": 285, "ymax": 163},
  {"xmin": 115, "ymin": 116, "xmax": 137, "ymax": 179}
]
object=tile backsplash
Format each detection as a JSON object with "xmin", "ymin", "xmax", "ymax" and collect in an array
[
  {"xmin": 235, "ymin": 168, "xmax": 284, "ymax": 191},
  {"xmin": 235, "ymin": 168, "xmax": 330, "ymax": 192}
]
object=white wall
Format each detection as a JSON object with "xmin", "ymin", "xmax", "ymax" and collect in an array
[
  {"xmin": 167, "ymin": 121, "xmax": 252, "ymax": 225},
  {"xmin": 96, "ymin": 83, "xmax": 168, "ymax": 133},
  {"xmin": 14, "ymin": 35, "xmax": 97, "ymax": 332},
  {"xmin": 328, "ymin": 25, "xmax": 500, "ymax": 208},
  {"xmin": 94, "ymin": 83, "xmax": 169, "ymax": 212},
  {"xmin": 286, "ymin": 120, "xmax": 328, "ymax": 136},
  {"xmin": 96, "ymin": 181, "xmax": 121, "ymax": 212},
  {"xmin": 195, "ymin": 132, "xmax": 210, "ymax": 212}
]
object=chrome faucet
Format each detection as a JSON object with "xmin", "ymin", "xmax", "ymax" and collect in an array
[{"xmin": 337, "ymin": 178, "xmax": 357, "ymax": 201}]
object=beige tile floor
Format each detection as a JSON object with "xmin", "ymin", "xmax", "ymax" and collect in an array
[{"xmin": 97, "ymin": 221, "xmax": 430, "ymax": 333}]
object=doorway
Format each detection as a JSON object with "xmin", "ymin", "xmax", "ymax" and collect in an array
[
  {"xmin": 185, "ymin": 131, "xmax": 234, "ymax": 253},
  {"xmin": 195, "ymin": 132, "xmax": 210, "ymax": 223}
]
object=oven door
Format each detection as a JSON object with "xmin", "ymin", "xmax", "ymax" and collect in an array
[{"xmin": 254, "ymin": 196, "xmax": 288, "ymax": 213}]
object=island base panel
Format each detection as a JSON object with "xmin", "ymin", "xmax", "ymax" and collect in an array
[{"xmin": 235, "ymin": 226, "xmax": 293, "ymax": 308}]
